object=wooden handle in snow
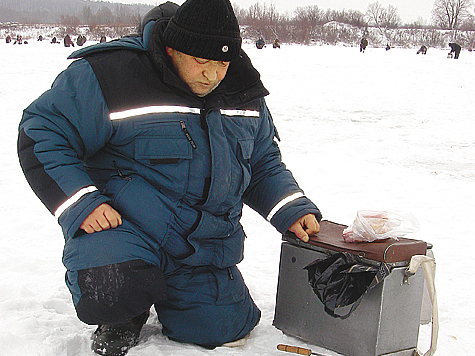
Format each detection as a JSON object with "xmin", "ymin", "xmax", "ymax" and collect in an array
[{"xmin": 277, "ymin": 344, "xmax": 312, "ymax": 356}]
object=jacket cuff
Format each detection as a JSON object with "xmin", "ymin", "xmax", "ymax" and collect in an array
[
  {"xmin": 57, "ymin": 189, "xmax": 110, "ymax": 239},
  {"xmin": 269, "ymin": 196, "xmax": 322, "ymax": 234}
]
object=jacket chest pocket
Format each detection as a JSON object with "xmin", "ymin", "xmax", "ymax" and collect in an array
[
  {"xmin": 135, "ymin": 120, "xmax": 193, "ymax": 161},
  {"xmin": 134, "ymin": 120, "xmax": 193, "ymax": 189}
]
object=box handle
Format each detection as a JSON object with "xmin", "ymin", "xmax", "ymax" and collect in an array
[{"xmin": 407, "ymin": 255, "xmax": 438, "ymax": 356}]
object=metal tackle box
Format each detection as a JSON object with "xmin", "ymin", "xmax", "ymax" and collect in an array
[{"xmin": 273, "ymin": 220, "xmax": 428, "ymax": 356}]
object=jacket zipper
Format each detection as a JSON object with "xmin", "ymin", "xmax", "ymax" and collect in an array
[
  {"xmin": 113, "ymin": 160, "xmax": 131, "ymax": 181},
  {"xmin": 180, "ymin": 120, "xmax": 197, "ymax": 149}
]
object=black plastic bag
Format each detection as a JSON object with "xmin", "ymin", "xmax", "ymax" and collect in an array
[{"xmin": 305, "ymin": 252, "xmax": 391, "ymax": 319}]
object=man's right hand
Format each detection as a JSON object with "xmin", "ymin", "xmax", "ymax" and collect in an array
[{"xmin": 79, "ymin": 203, "xmax": 122, "ymax": 234}]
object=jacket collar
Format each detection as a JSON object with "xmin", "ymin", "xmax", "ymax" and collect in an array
[{"xmin": 148, "ymin": 19, "xmax": 269, "ymax": 108}]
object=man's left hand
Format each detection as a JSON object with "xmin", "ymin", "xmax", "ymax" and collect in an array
[{"xmin": 289, "ymin": 214, "xmax": 320, "ymax": 242}]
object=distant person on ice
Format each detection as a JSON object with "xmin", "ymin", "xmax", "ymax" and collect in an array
[
  {"xmin": 417, "ymin": 45, "xmax": 427, "ymax": 55},
  {"xmin": 77, "ymin": 35, "xmax": 87, "ymax": 46},
  {"xmin": 64, "ymin": 34, "xmax": 74, "ymax": 47},
  {"xmin": 13, "ymin": 35, "xmax": 23, "ymax": 45},
  {"xmin": 360, "ymin": 36, "xmax": 368, "ymax": 52},
  {"xmin": 448, "ymin": 42, "xmax": 461, "ymax": 59},
  {"xmin": 256, "ymin": 37, "xmax": 265, "ymax": 49},
  {"xmin": 17, "ymin": 0, "xmax": 322, "ymax": 355}
]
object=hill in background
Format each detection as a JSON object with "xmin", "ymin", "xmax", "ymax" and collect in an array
[{"xmin": 0, "ymin": 0, "xmax": 153, "ymax": 24}]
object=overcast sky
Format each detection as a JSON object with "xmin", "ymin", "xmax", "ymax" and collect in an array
[{"xmin": 109, "ymin": 0, "xmax": 435, "ymax": 24}]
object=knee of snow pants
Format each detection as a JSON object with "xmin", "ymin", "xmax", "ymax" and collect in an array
[
  {"xmin": 62, "ymin": 220, "xmax": 167, "ymax": 324},
  {"xmin": 72, "ymin": 259, "xmax": 167, "ymax": 325},
  {"xmin": 155, "ymin": 265, "xmax": 261, "ymax": 347}
]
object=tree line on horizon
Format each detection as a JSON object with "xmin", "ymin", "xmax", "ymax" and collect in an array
[
  {"xmin": 1, "ymin": 0, "xmax": 475, "ymax": 49},
  {"xmin": 234, "ymin": 1, "xmax": 475, "ymax": 48}
]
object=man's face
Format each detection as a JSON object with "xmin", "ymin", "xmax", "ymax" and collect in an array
[{"xmin": 166, "ymin": 47, "xmax": 230, "ymax": 97}]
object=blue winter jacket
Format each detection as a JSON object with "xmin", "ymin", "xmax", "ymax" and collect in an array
[{"xmin": 18, "ymin": 18, "xmax": 322, "ymax": 268}]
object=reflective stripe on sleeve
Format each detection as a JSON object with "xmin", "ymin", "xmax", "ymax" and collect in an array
[
  {"xmin": 266, "ymin": 192, "xmax": 305, "ymax": 222},
  {"xmin": 54, "ymin": 186, "xmax": 98, "ymax": 219}
]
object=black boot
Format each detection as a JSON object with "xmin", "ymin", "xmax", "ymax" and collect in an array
[{"xmin": 92, "ymin": 311, "xmax": 149, "ymax": 356}]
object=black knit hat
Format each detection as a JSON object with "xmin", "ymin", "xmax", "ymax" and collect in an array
[{"xmin": 163, "ymin": 0, "xmax": 242, "ymax": 61}]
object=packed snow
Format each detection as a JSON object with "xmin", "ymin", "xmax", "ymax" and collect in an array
[{"xmin": 1, "ymin": 39, "xmax": 474, "ymax": 355}]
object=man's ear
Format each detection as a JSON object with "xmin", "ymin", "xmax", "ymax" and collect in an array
[{"xmin": 166, "ymin": 47, "xmax": 173, "ymax": 57}]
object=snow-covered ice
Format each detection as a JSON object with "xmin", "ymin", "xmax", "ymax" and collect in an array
[{"xmin": 1, "ymin": 40, "xmax": 474, "ymax": 355}]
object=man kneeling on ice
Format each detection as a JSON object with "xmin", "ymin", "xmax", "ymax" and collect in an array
[{"xmin": 17, "ymin": 0, "xmax": 322, "ymax": 354}]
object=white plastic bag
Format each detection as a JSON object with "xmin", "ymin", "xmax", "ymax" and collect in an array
[{"xmin": 342, "ymin": 210, "xmax": 420, "ymax": 243}]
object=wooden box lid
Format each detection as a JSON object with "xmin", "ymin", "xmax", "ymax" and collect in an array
[{"xmin": 283, "ymin": 220, "xmax": 427, "ymax": 263}]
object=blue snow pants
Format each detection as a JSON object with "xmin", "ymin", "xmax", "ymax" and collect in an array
[{"xmin": 62, "ymin": 219, "xmax": 261, "ymax": 347}]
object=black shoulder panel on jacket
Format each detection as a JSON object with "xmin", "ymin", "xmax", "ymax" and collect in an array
[
  {"xmin": 84, "ymin": 49, "xmax": 193, "ymax": 113},
  {"xmin": 84, "ymin": 20, "xmax": 269, "ymax": 113}
]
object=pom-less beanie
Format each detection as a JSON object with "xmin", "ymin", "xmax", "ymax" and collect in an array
[{"xmin": 163, "ymin": 0, "xmax": 242, "ymax": 61}]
